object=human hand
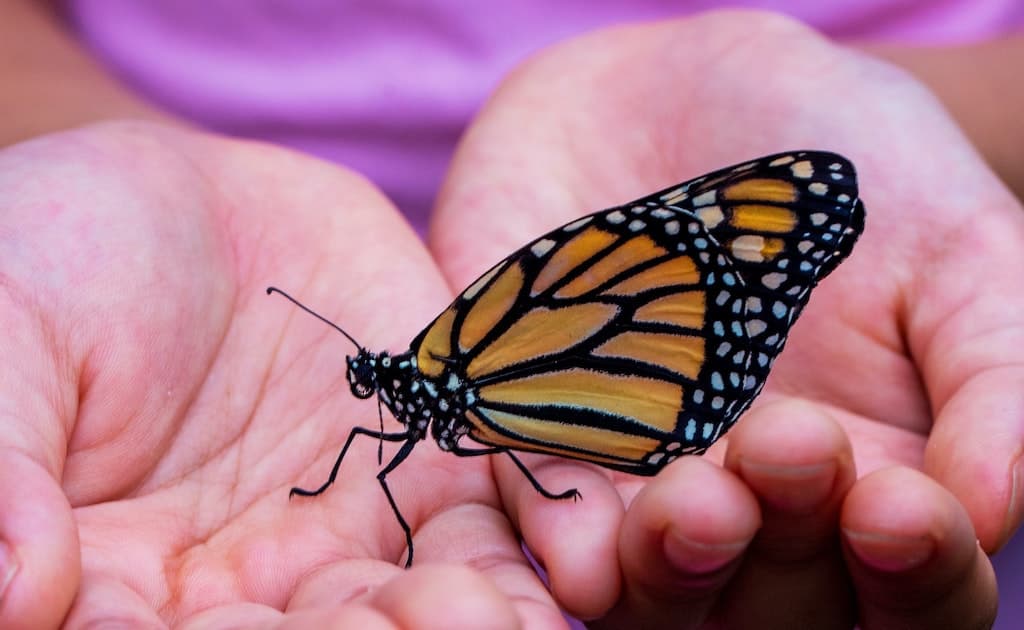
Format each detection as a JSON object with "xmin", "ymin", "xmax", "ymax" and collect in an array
[
  {"xmin": 431, "ymin": 10, "xmax": 1018, "ymax": 628},
  {"xmin": 0, "ymin": 122, "xmax": 569, "ymax": 629}
]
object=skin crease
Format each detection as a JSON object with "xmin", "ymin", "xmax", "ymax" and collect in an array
[{"xmin": 0, "ymin": 8, "xmax": 1019, "ymax": 630}]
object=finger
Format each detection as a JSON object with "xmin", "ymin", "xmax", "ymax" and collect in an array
[
  {"xmin": 842, "ymin": 467, "xmax": 998, "ymax": 630},
  {"xmin": 905, "ymin": 186, "xmax": 1024, "ymax": 550},
  {"xmin": 288, "ymin": 504, "xmax": 564, "ymax": 628},
  {"xmin": 415, "ymin": 503, "xmax": 565, "ymax": 625},
  {"xmin": 493, "ymin": 455, "xmax": 624, "ymax": 620},
  {"xmin": 717, "ymin": 399, "xmax": 857, "ymax": 630},
  {"xmin": 0, "ymin": 447, "xmax": 79, "ymax": 630},
  {"xmin": 183, "ymin": 600, "xmax": 397, "ymax": 630},
  {"xmin": 0, "ymin": 223, "xmax": 79, "ymax": 630},
  {"xmin": 60, "ymin": 573, "xmax": 162, "ymax": 630},
  {"xmin": 369, "ymin": 564, "xmax": 520, "ymax": 630},
  {"xmin": 591, "ymin": 457, "xmax": 759, "ymax": 630},
  {"xmin": 274, "ymin": 606, "xmax": 397, "ymax": 630}
]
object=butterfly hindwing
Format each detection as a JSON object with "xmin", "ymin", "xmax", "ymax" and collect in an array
[{"xmin": 645, "ymin": 151, "xmax": 865, "ymax": 404}]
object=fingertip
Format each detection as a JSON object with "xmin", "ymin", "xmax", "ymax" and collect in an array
[
  {"xmin": 0, "ymin": 539, "xmax": 19, "ymax": 608},
  {"xmin": 841, "ymin": 467, "xmax": 972, "ymax": 567},
  {"xmin": 371, "ymin": 564, "xmax": 519, "ymax": 630},
  {"xmin": 925, "ymin": 383, "xmax": 1024, "ymax": 552},
  {"xmin": 841, "ymin": 467, "xmax": 998, "ymax": 629},
  {"xmin": 592, "ymin": 458, "xmax": 757, "ymax": 628},
  {"xmin": 0, "ymin": 449, "xmax": 80, "ymax": 630},
  {"xmin": 625, "ymin": 457, "xmax": 759, "ymax": 593},
  {"xmin": 841, "ymin": 468, "xmax": 947, "ymax": 574},
  {"xmin": 723, "ymin": 399, "xmax": 855, "ymax": 559},
  {"xmin": 500, "ymin": 459, "xmax": 622, "ymax": 620},
  {"xmin": 725, "ymin": 398, "xmax": 853, "ymax": 475}
]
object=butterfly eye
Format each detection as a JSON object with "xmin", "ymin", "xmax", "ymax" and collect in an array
[{"xmin": 346, "ymin": 355, "xmax": 377, "ymax": 399}]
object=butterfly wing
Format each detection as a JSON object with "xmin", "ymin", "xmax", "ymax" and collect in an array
[
  {"xmin": 412, "ymin": 151, "xmax": 864, "ymax": 474},
  {"xmin": 645, "ymin": 151, "xmax": 865, "ymax": 395}
]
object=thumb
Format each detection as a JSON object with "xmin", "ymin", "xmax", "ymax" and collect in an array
[
  {"xmin": 0, "ymin": 303, "xmax": 80, "ymax": 629},
  {"xmin": 0, "ymin": 449, "xmax": 79, "ymax": 630}
]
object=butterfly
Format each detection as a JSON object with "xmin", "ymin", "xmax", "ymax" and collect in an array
[{"xmin": 268, "ymin": 150, "xmax": 865, "ymax": 567}]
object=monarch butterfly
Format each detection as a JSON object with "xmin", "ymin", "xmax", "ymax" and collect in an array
[{"xmin": 269, "ymin": 150, "xmax": 865, "ymax": 567}]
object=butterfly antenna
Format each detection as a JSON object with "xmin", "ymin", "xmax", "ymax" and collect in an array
[{"xmin": 266, "ymin": 287, "xmax": 363, "ymax": 351}]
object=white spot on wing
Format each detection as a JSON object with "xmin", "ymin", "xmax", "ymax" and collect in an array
[
  {"xmin": 530, "ymin": 238, "xmax": 556, "ymax": 257},
  {"xmin": 693, "ymin": 190, "xmax": 717, "ymax": 206},
  {"xmin": 660, "ymin": 187, "xmax": 688, "ymax": 205},
  {"xmin": 731, "ymin": 235, "xmax": 766, "ymax": 262},
  {"xmin": 762, "ymin": 272, "xmax": 787, "ymax": 289},
  {"xmin": 463, "ymin": 263, "xmax": 504, "ymax": 300},
  {"xmin": 746, "ymin": 319, "xmax": 767, "ymax": 336},
  {"xmin": 791, "ymin": 161, "xmax": 814, "ymax": 179},
  {"xmin": 563, "ymin": 216, "xmax": 593, "ymax": 232},
  {"xmin": 697, "ymin": 205, "xmax": 725, "ymax": 228}
]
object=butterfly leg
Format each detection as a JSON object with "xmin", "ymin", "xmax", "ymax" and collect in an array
[
  {"xmin": 376, "ymin": 437, "xmax": 419, "ymax": 568},
  {"xmin": 291, "ymin": 426, "xmax": 421, "ymax": 568},
  {"xmin": 450, "ymin": 444, "xmax": 581, "ymax": 501},
  {"xmin": 290, "ymin": 427, "xmax": 411, "ymax": 498}
]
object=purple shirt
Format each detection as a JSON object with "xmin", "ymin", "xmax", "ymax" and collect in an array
[{"xmin": 61, "ymin": 1, "xmax": 1024, "ymax": 233}]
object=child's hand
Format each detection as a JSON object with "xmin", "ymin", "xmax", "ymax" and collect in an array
[
  {"xmin": 0, "ymin": 122, "xmax": 547, "ymax": 628},
  {"xmin": 433, "ymin": 11, "xmax": 1014, "ymax": 628}
]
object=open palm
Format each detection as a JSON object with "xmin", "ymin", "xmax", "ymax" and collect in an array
[
  {"xmin": 0, "ymin": 123, "xmax": 561, "ymax": 629},
  {"xmin": 431, "ymin": 11, "xmax": 1021, "ymax": 628}
]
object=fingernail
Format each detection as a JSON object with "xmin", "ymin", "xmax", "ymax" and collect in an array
[
  {"xmin": 844, "ymin": 529, "xmax": 934, "ymax": 572},
  {"xmin": 997, "ymin": 457, "xmax": 1023, "ymax": 550},
  {"xmin": 664, "ymin": 528, "xmax": 748, "ymax": 575},
  {"xmin": 0, "ymin": 539, "xmax": 18, "ymax": 603},
  {"xmin": 738, "ymin": 459, "xmax": 838, "ymax": 514}
]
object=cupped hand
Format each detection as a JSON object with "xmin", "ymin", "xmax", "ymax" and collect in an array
[
  {"xmin": 0, "ymin": 122, "xmax": 559, "ymax": 629},
  {"xmin": 431, "ymin": 10, "xmax": 1017, "ymax": 628}
]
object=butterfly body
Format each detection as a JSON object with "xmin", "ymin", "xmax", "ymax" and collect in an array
[
  {"xmin": 274, "ymin": 150, "xmax": 866, "ymax": 567},
  {"xmin": 346, "ymin": 348, "xmax": 472, "ymax": 450}
]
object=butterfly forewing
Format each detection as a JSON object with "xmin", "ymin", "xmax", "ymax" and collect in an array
[{"xmin": 409, "ymin": 151, "xmax": 863, "ymax": 474}]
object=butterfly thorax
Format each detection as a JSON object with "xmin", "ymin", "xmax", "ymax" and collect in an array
[{"xmin": 348, "ymin": 349, "xmax": 472, "ymax": 446}]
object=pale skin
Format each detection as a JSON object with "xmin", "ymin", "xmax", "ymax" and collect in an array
[{"xmin": 1, "ymin": 5, "xmax": 1021, "ymax": 629}]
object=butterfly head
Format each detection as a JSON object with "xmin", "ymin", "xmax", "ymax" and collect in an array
[
  {"xmin": 346, "ymin": 349, "xmax": 379, "ymax": 399},
  {"xmin": 265, "ymin": 287, "xmax": 378, "ymax": 398}
]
